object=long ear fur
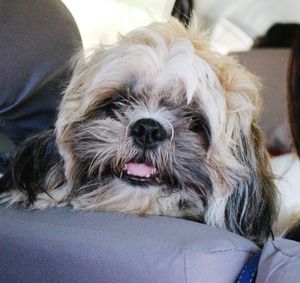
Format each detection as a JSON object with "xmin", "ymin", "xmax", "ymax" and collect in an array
[
  {"xmin": 200, "ymin": 52, "xmax": 279, "ymax": 245},
  {"xmin": 0, "ymin": 130, "xmax": 65, "ymax": 206},
  {"xmin": 225, "ymin": 124, "xmax": 278, "ymax": 245}
]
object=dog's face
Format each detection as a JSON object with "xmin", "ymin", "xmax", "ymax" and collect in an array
[
  {"xmin": 56, "ymin": 20, "xmax": 277, "ymax": 244},
  {"xmin": 63, "ymin": 79, "xmax": 213, "ymax": 219}
]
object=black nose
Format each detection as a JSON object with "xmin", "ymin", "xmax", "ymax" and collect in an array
[{"xmin": 130, "ymin": 118, "xmax": 167, "ymax": 149}]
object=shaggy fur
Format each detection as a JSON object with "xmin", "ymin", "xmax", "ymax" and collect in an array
[{"xmin": 0, "ymin": 19, "xmax": 281, "ymax": 245}]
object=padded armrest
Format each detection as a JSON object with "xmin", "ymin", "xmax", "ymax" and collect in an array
[
  {"xmin": 257, "ymin": 238, "xmax": 300, "ymax": 282},
  {"xmin": 0, "ymin": 206, "xmax": 258, "ymax": 283}
]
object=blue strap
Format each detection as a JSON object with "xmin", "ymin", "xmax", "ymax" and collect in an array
[{"xmin": 235, "ymin": 251, "xmax": 261, "ymax": 283}]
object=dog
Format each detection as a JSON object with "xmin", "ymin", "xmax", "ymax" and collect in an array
[{"xmin": 0, "ymin": 19, "xmax": 285, "ymax": 245}]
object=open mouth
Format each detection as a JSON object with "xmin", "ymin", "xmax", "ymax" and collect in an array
[{"xmin": 121, "ymin": 162, "xmax": 157, "ymax": 185}]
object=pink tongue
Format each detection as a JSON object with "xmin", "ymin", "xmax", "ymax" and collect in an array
[{"xmin": 126, "ymin": 163, "xmax": 153, "ymax": 177}]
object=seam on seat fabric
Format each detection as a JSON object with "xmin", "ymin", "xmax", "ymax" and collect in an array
[
  {"xmin": 209, "ymin": 248, "xmax": 258, "ymax": 255},
  {"xmin": 184, "ymin": 248, "xmax": 188, "ymax": 283},
  {"xmin": 272, "ymin": 241, "xmax": 300, "ymax": 259},
  {"xmin": 183, "ymin": 247, "xmax": 257, "ymax": 283}
]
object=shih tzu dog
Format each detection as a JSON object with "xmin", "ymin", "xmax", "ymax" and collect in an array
[{"xmin": 0, "ymin": 19, "xmax": 285, "ymax": 245}]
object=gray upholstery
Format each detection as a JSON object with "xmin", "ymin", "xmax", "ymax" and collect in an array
[
  {"xmin": 0, "ymin": 0, "xmax": 82, "ymax": 172},
  {"xmin": 2, "ymin": 206, "xmax": 300, "ymax": 282},
  {"xmin": 0, "ymin": 205, "xmax": 259, "ymax": 283},
  {"xmin": 0, "ymin": 131, "xmax": 13, "ymax": 153},
  {"xmin": 257, "ymin": 238, "xmax": 300, "ymax": 282}
]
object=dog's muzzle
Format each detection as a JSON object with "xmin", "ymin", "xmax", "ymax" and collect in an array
[{"xmin": 118, "ymin": 118, "xmax": 167, "ymax": 185}]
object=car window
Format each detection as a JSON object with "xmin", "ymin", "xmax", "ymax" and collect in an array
[{"xmin": 62, "ymin": 0, "xmax": 175, "ymax": 50}]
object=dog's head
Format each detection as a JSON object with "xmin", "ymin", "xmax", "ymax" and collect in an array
[{"xmin": 56, "ymin": 19, "xmax": 277, "ymax": 244}]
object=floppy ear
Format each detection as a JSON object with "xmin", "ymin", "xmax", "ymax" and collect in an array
[
  {"xmin": 200, "ymin": 53, "xmax": 279, "ymax": 245},
  {"xmin": 0, "ymin": 130, "xmax": 65, "ymax": 206},
  {"xmin": 221, "ymin": 61, "xmax": 278, "ymax": 245},
  {"xmin": 224, "ymin": 122, "xmax": 278, "ymax": 245}
]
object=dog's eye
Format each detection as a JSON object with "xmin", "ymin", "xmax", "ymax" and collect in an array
[
  {"xmin": 159, "ymin": 98, "xmax": 177, "ymax": 109},
  {"xmin": 93, "ymin": 90, "xmax": 139, "ymax": 119},
  {"xmin": 159, "ymin": 98, "xmax": 169, "ymax": 107},
  {"xmin": 83, "ymin": 96, "xmax": 123, "ymax": 120},
  {"xmin": 97, "ymin": 99, "xmax": 121, "ymax": 119},
  {"xmin": 187, "ymin": 114, "xmax": 211, "ymax": 148},
  {"xmin": 87, "ymin": 100, "xmax": 118, "ymax": 119}
]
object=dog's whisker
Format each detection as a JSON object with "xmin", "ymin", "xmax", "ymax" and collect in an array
[
  {"xmin": 165, "ymin": 119, "xmax": 175, "ymax": 143},
  {"xmin": 125, "ymin": 119, "xmax": 135, "ymax": 138}
]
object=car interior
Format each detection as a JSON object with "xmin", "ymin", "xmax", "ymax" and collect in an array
[{"xmin": 1, "ymin": 0, "xmax": 300, "ymax": 282}]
